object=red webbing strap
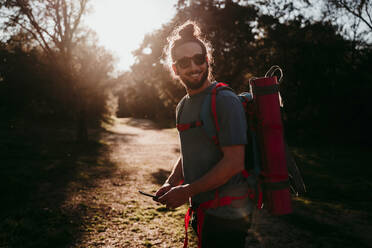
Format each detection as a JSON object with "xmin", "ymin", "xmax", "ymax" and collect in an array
[
  {"xmin": 177, "ymin": 123, "xmax": 191, "ymax": 132},
  {"xmin": 184, "ymin": 189, "xmax": 252, "ymax": 248},
  {"xmin": 241, "ymin": 170, "xmax": 263, "ymax": 209},
  {"xmin": 183, "ymin": 208, "xmax": 193, "ymax": 248},
  {"xmin": 241, "ymin": 170, "xmax": 250, "ymax": 178},
  {"xmin": 211, "ymin": 136, "xmax": 219, "ymax": 145},
  {"xmin": 210, "ymin": 83, "xmax": 228, "ymax": 134},
  {"xmin": 177, "ymin": 121, "xmax": 203, "ymax": 132}
]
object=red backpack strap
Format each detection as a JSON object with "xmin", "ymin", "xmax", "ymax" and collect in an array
[
  {"xmin": 183, "ymin": 188, "xmax": 254, "ymax": 248},
  {"xmin": 210, "ymin": 82, "xmax": 229, "ymax": 141},
  {"xmin": 177, "ymin": 121, "xmax": 203, "ymax": 132},
  {"xmin": 183, "ymin": 207, "xmax": 193, "ymax": 248}
]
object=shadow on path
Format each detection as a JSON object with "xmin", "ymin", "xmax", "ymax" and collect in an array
[
  {"xmin": 150, "ymin": 168, "xmax": 171, "ymax": 186},
  {"xmin": 0, "ymin": 121, "xmax": 130, "ymax": 248}
]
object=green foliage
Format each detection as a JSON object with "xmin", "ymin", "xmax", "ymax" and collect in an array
[
  {"xmin": 118, "ymin": 0, "xmax": 372, "ymax": 144},
  {"xmin": 0, "ymin": 0, "xmax": 116, "ymax": 141},
  {"xmin": 0, "ymin": 37, "xmax": 113, "ymax": 127}
]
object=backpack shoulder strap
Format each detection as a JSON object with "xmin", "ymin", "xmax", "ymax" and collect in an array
[
  {"xmin": 176, "ymin": 95, "xmax": 204, "ymax": 132},
  {"xmin": 210, "ymin": 83, "xmax": 231, "ymax": 132},
  {"xmin": 200, "ymin": 82, "xmax": 232, "ymax": 144}
]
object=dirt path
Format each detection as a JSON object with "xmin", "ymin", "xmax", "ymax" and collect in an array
[
  {"xmin": 2, "ymin": 117, "xmax": 370, "ymax": 247},
  {"xmin": 68, "ymin": 118, "xmax": 197, "ymax": 248}
]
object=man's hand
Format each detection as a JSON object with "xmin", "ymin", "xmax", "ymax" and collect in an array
[
  {"xmin": 155, "ymin": 183, "xmax": 172, "ymax": 200},
  {"xmin": 157, "ymin": 184, "xmax": 190, "ymax": 209}
]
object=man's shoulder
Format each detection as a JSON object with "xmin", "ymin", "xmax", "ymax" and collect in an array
[
  {"xmin": 217, "ymin": 88, "xmax": 238, "ymax": 98},
  {"xmin": 215, "ymin": 86, "xmax": 241, "ymax": 106},
  {"xmin": 214, "ymin": 85, "xmax": 245, "ymax": 117},
  {"xmin": 210, "ymin": 82, "xmax": 237, "ymax": 98}
]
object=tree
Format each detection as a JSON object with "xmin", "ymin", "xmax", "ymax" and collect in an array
[
  {"xmin": 0, "ymin": 34, "xmax": 53, "ymax": 120},
  {"xmin": 122, "ymin": 0, "xmax": 372, "ymax": 143},
  {"xmin": 0, "ymin": 0, "xmax": 109, "ymax": 142},
  {"xmin": 118, "ymin": 0, "xmax": 261, "ymax": 121},
  {"xmin": 321, "ymin": 0, "xmax": 372, "ymax": 50},
  {"xmin": 1, "ymin": 0, "xmax": 89, "ymax": 63},
  {"xmin": 325, "ymin": 0, "xmax": 372, "ymax": 32}
]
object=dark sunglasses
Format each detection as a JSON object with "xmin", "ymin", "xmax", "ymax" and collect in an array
[{"xmin": 174, "ymin": 53, "xmax": 206, "ymax": 69}]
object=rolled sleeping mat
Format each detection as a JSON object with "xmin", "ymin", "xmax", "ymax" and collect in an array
[{"xmin": 251, "ymin": 75, "xmax": 292, "ymax": 215}]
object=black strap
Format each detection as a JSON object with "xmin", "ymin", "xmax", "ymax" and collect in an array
[{"xmin": 252, "ymin": 84, "xmax": 279, "ymax": 96}]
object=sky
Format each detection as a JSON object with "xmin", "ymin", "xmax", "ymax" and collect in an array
[{"xmin": 84, "ymin": 0, "xmax": 177, "ymax": 73}]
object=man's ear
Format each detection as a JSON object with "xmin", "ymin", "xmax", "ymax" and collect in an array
[{"xmin": 172, "ymin": 64, "xmax": 179, "ymax": 76}]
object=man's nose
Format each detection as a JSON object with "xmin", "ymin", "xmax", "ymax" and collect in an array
[{"xmin": 189, "ymin": 60, "xmax": 199, "ymax": 70}]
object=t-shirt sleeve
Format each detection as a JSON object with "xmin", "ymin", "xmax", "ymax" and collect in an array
[{"xmin": 216, "ymin": 91, "xmax": 247, "ymax": 146}]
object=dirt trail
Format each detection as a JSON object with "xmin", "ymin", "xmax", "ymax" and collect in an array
[
  {"xmin": 69, "ymin": 118, "xmax": 195, "ymax": 248},
  {"xmin": 3, "ymin": 117, "xmax": 370, "ymax": 247}
]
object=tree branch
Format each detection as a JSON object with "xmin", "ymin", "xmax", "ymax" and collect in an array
[
  {"xmin": 55, "ymin": 0, "xmax": 64, "ymax": 42},
  {"xmin": 339, "ymin": 0, "xmax": 372, "ymax": 31},
  {"xmin": 71, "ymin": 0, "xmax": 88, "ymax": 37},
  {"xmin": 16, "ymin": 20, "xmax": 47, "ymax": 51},
  {"xmin": 15, "ymin": 0, "xmax": 54, "ymax": 55},
  {"xmin": 62, "ymin": 0, "xmax": 70, "ymax": 54},
  {"xmin": 365, "ymin": 1, "xmax": 372, "ymax": 26}
]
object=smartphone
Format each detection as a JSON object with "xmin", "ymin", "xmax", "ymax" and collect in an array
[{"xmin": 138, "ymin": 190, "xmax": 158, "ymax": 200}]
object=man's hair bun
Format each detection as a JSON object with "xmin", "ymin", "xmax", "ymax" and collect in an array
[{"xmin": 179, "ymin": 23, "xmax": 196, "ymax": 40}]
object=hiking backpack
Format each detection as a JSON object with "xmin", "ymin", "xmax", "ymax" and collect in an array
[{"xmin": 177, "ymin": 66, "xmax": 306, "ymax": 216}]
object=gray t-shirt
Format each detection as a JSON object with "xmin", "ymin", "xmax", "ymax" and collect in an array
[{"xmin": 176, "ymin": 82, "xmax": 255, "ymax": 219}]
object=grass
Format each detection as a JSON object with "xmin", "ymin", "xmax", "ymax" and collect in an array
[
  {"xmin": 0, "ymin": 120, "xmax": 114, "ymax": 248},
  {"xmin": 276, "ymin": 141, "xmax": 372, "ymax": 248},
  {"xmin": 292, "ymin": 143, "xmax": 371, "ymax": 211}
]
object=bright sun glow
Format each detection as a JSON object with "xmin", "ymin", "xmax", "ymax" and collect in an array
[{"xmin": 84, "ymin": 0, "xmax": 176, "ymax": 72}]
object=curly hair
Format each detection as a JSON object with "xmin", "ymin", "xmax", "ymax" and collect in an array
[{"xmin": 163, "ymin": 20, "xmax": 214, "ymax": 80}]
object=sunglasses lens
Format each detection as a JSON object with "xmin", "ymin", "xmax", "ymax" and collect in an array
[
  {"xmin": 178, "ymin": 58, "xmax": 191, "ymax": 69},
  {"xmin": 176, "ymin": 54, "xmax": 205, "ymax": 69},
  {"xmin": 193, "ymin": 54, "xmax": 205, "ymax": 65}
]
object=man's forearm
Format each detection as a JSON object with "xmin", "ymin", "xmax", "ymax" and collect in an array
[
  {"xmin": 186, "ymin": 145, "xmax": 244, "ymax": 197},
  {"xmin": 157, "ymin": 146, "xmax": 244, "ymax": 209},
  {"xmin": 165, "ymin": 156, "xmax": 184, "ymax": 186}
]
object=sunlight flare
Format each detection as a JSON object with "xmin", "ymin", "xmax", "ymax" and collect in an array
[{"xmin": 84, "ymin": 0, "xmax": 176, "ymax": 72}]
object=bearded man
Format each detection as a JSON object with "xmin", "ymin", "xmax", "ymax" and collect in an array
[{"xmin": 155, "ymin": 20, "xmax": 254, "ymax": 248}]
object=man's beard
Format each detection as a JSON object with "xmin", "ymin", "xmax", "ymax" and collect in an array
[{"xmin": 181, "ymin": 67, "xmax": 209, "ymax": 90}]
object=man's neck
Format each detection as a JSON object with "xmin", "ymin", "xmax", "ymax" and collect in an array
[{"xmin": 186, "ymin": 79, "xmax": 212, "ymax": 96}]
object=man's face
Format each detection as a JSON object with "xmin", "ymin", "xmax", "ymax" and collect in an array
[{"xmin": 172, "ymin": 42, "xmax": 208, "ymax": 91}]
